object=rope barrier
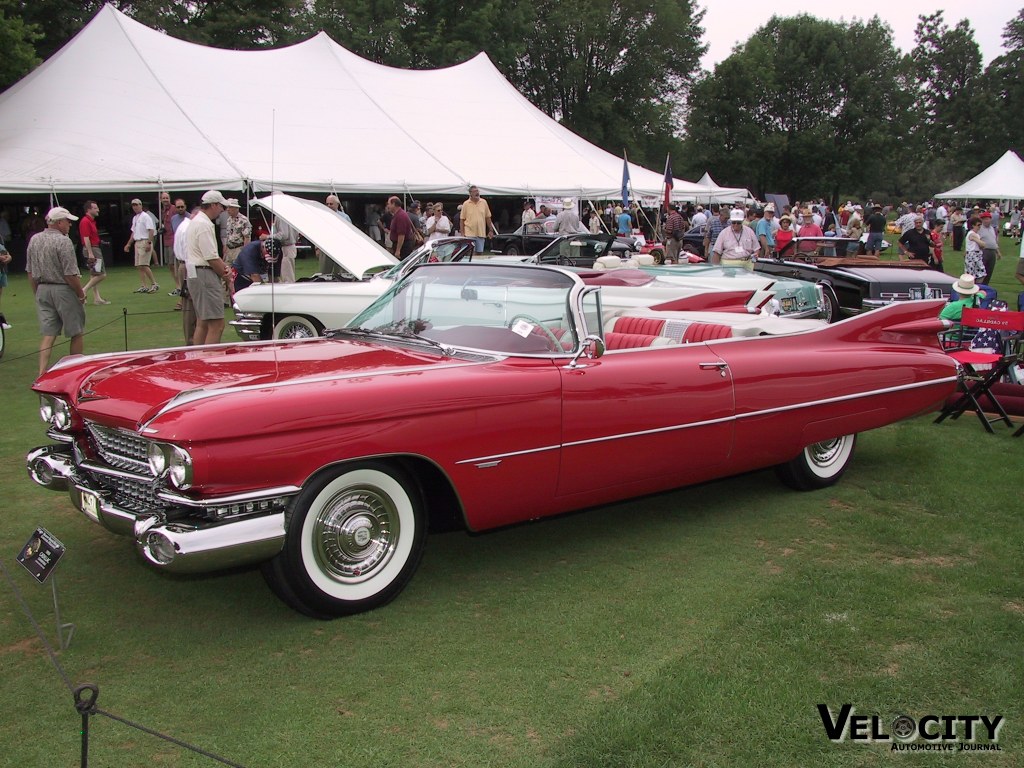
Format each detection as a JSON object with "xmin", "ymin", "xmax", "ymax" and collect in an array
[{"xmin": 1, "ymin": 556, "xmax": 250, "ymax": 767}]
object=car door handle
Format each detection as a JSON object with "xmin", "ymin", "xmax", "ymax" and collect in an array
[{"xmin": 699, "ymin": 361, "xmax": 729, "ymax": 377}]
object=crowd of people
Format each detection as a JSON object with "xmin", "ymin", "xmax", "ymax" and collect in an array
[{"xmin": 11, "ymin": 187, "xmax": 1023, "ymax": 377}]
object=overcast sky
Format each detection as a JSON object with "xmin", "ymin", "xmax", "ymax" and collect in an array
[{"xmin": 699, "ymin": 1, "xmax": 1019, "ymax": 71}]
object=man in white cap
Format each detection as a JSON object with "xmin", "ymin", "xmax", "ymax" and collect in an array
[
  {"xmin": 712, "ymin": 208, "xmax": 759, "ymax": 269},
  {"xmin": 221, "ymin": 198, "xmax": 252, "ymax": 266},
  {"xmin": 185, "ymin": 190, "xmax": 231, "ymax": 345},
  {"xmin": 124, "ymin": 198, "xmax": 158, "ymax": 293},
  {"xmin": 26, "ymin": 206, "xmax": 87, "ymax": 375}
]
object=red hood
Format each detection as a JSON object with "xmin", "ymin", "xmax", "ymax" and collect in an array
[{"xmin": 35, "ymin": 339, "xmax": 460, "ymax": 428}]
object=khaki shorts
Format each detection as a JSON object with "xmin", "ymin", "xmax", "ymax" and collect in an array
[
  {"xmin": 134, "ymin": 240, "xmax": 154, "ymax": 267},
  {"xmin": 720, "ymin": 258, "xmax": 754, "ymax": 270},
  {"xmin": 187, "ymin": 267, "xmax": 225, "ymax": 321},
  {"xmin": 36, "ymin": 283, "xmax": 86, "ymax": 337}
]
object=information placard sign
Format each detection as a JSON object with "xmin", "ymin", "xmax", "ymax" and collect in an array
[{"xmin": 17, "ymin": 528, "xmax": 66, "ymax": 584}]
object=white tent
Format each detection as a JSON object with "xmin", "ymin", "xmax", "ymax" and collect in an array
[
  {"xmin": 935, "ymin": 150, "xmax": 1024, "ymax": 200},
  {"xmin": 0, "ymin": 4, "xmax": 710, "ymax": 200},
  {"xmin": 695, "ymin": 172, "xmax": 751, "ymax": 204}
]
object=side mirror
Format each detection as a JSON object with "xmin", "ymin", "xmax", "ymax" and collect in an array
[{"xmin": 568, "ymin": 334, "xmax": 605, "ymax": 368}]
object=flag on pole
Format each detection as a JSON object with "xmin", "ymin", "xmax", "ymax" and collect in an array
[
  {"xmin": 621, "ymin": 154, "xmax": 630, "ymax": 208},
  {"xmin": 663, "ymin": 155, "xmax": 673, "ymax": 210}
]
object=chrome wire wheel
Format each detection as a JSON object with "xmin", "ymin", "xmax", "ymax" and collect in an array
[
  {"xmin": 806, "ymin": 438, "xmax": 848, "ymax": 475},
  {"xmin": 776, "ymin": 434, "xmax": 857, "ymax": 490},
  {"xmin": 273, "ymin": 315, "xmax": 322, "ymax": 340}
]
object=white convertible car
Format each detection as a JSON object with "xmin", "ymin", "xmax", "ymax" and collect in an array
[{"xmin": 232, "ymin": 194, "xmax": 824, "ymax": 341}]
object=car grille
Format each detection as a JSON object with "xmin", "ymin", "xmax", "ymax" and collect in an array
[
  {"xmin": 86, "ymin": 423, "xmax": 151, "ymax": 475},
  {"xmin": 84, "ymin": 422, "xmax": 171, "ymax": 515}
]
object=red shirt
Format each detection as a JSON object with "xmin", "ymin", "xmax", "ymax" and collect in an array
[
  {"xmin": 389, "ymin": 208, "xmax": 416, "ymax": 256},
  {"xmin": 79, "ymin": 215, "xmax": 99, "ymax": 246}
]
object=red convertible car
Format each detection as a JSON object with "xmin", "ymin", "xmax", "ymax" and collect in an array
[{"xmin": 27, "ymin": 263, "xmax": 957, "ymax": 618}]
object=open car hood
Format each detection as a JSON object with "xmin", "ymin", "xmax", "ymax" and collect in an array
[{"xmin": 251, "ymin": 193, "xmax": 397, "ymax": 279}]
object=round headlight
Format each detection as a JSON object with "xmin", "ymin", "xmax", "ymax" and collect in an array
[
  {"xmin": 147, "ymin": 443, "xmax": 168, "ymax": 476},
  {"xmin": 52, "ymin": 399, "xmax": 72, "ymax": 430},
  {"xmin": 39, "ymin": 395, "xmax": 54, "ymax": 424},
  {"xmin": 167, "ymin": 446, "xmax": 193, "ymax": 489}
]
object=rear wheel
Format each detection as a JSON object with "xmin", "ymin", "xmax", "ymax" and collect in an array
[
  {"xmin": 775, "ymin": 435, "xmax": 856, "ymax": 490},
  {"xmin": 820, "ymin": 285, "xmax": 841, "ymax": 323},
  {"xmin": 504, "ymin": 244, "xmax": 520, "ymax": 256},
  {"xmin": 262, "ymin": 461, "xmax": 427, "ymax": 618},
  {"xmin": 273, "ymin": 315, "xmax": 324, "ymax": 340},
  {"xmin": 649, "ymin": 248, "xmax": 665, "ymax": 265}
]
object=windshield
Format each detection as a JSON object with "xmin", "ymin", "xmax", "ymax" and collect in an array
[
  {"xmin": 533, "ymin": 235, "xmax": 616, "ymax": 267},
  {"xmin": 382, "ymin": 239, "xmax": 475, "ymax": 279},
  {"xmin": 348, "ymin": 264, "xmax": 580, "ymax": 355}
]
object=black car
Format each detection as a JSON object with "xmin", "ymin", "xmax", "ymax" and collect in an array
[
  {"xmin": 754, "ymin": 237, "xmax": 957, "ymax": 321},
  {"xmin": 489, "ymin": 221, "xmax": 560, "ymax": 255},
  {"xmin": 502, "ymin": 233, "xmax": 636, "ymax": 269}
]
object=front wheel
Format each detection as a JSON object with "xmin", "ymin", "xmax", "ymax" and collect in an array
[
  {"xmin": 775, "ymin": 435, "xmax": 856, "ymax": 490},
  {"xmin": 649, "ymin": 248, "xmax": 665, "ymax": 265},
  {"xmin": 273, "ymin": 314, "xmax": 324, "ymax": 340},
  {"xmin": 504, "ymin": 244, "xmax": 520, "ymax": 256},
  {"xmin": 820, "ymin": 285, "xmax": 841, "ymax": 324},
  {"xmin": 262, "ymin": 461, "xmax": 427, "ymax": 618}
]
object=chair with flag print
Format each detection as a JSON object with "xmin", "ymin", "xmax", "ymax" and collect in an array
[{"xmin": 934, "ymin": 307, "xmax": 1024, "ymax": 433}]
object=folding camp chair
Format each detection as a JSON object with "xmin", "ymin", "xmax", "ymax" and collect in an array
[{"xmin": 934, "ymin": 308, "xmax": 1024, "ymax": 433}]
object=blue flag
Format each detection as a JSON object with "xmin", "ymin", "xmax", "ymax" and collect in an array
[
  {"xmin": 663, "ymin": 155, "xmax": 673, "ymax": 210},
  {"xmin": 621, "ymin": 156, "xmax": 630, "ymax": 208}
]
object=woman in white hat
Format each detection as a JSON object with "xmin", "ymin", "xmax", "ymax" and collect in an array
[{"xmin": 939, "ymin": 273, "xmax": 984, "ymax": 322}]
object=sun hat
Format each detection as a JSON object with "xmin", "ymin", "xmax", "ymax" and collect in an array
[
  {"xmin": 224, "ymin": 198, "xmax": 241, "ymax": 208},
  {"xmin": 562, "ymin": 197, "xmax": 574, "ymax": 209},
  {"xmin": 729, "ymin": 208, "xmax": 745, "ymax": 222},
  {"xmin": 953, "ymin": 273, "xmax": 981, "ymax": 295},
  {"xmin": 779, "ymin": 214, "xmax": 793, "ymax": 223}
]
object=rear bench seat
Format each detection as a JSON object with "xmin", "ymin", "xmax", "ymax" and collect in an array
[{"xmin": 605, "ymin": 315, "xmax": 734, "ymax": 344}]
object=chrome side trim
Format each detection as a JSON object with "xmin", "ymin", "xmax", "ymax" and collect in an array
[
  {"xmin": 457, "ymin": 375, "xmax": 959, "ymax": 462},
  {"xmin": 156, "ymin": 485, "xmax": 301, "ymax": 508}
]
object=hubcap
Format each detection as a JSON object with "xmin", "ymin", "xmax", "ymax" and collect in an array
[
  {"xmin": 313, "ymin": 486, "xmax": 399, "ymax": 583},
  {"xmin": 809, "ymin": 438, "xmax": 843, "ymax": 467}
]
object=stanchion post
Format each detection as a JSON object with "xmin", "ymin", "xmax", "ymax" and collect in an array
[
  {"xmin": 51, "ymin": 575, "xmax": 75, "ymax": 650},
  {"xmin": 74, "ymin": 684, "xmax": 99, "ymax": 768},
  {"xmin": 122, "ymin": 307, "xmax": 129, "ymax": 350}
]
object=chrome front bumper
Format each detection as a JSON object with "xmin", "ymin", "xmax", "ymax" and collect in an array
[
  {"xmin": 228, "ymin": 311, "xmax": 264, "ymax": 341},
  {"xmin": 27, "ymin": 444, "xmax": 292, "ymax": 573}
]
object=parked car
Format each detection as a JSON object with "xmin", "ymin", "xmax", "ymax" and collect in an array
[
  {"xmin": 515, "ymin": 235, "xmax": 825, "ymax": 320},
  {"xmin": 754, "ymin": 237, "xmax": 958, "ymax": 321},
  {"xmin": 233, "ymin": 201, "xmax": 777, "ymax": 340},
  {"xmin": 231, "ymin": 193, "xmax": 484, "ymax": 340},
  {"xmin": 488, "ymin": 220, "xmax": 560, "ymax": 255},
  {"xmin": 28, "ymin": 260, "xmax": 956, "ymax": 617}
]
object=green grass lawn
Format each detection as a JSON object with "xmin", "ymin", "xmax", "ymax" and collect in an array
[{"xmin": 0, "ymin": 248, "xmax": 1022, "ymax": 767}]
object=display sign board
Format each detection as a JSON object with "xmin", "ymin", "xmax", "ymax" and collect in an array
[{"xmin": 17, "ymin": 528, "xmax": 66, "ymax": 584}]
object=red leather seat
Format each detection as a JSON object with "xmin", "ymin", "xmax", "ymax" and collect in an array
[
  {"xmin": 681, "ymin": 323, "xmax": 732, "ymax": 342},
  {"xmin": 612, "ymin": 317, "xmax": 666, "ymax": 336},
  {"xmin": 604, "ymin": 332, "xmax": 661, "ymax": 350}
]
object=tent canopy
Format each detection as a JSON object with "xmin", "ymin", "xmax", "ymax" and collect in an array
[
  {"xmin": 695, "ymin": 172, "xmax": 751, "ymax": 204},
  {"xmin": 935, "ymin": 151, "xmax": 1024, "ymax": 200},
  {"xmin": 0, "ymin": 4, "xmax": 731, "ymax": 201}
]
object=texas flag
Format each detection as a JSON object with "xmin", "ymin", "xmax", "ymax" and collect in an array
[{"xmin": 663, "ymin": 155, "xmax": 673, "ymax": 210}]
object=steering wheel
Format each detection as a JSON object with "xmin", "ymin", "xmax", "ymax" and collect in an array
[{"xmin": 509, "ymin": 313, "xmax": 561, "ymax": 351}]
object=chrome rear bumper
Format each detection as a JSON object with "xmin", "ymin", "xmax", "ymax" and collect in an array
[{"xmin": 26, "ymin": 444, "xmax": 290, "ymax": 573}]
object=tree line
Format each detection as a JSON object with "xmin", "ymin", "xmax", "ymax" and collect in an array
[{"xmin": 1, "ymin": 1, "xmax": 1020, "ymax": 203}]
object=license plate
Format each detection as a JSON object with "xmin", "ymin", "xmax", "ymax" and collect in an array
[{"xmin": 80, "ymin": 491, "xmax": 100, "ymax": 522}]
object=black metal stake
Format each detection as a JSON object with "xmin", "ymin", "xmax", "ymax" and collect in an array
[
  {"xmin": 122, "ymin": 307, "xmax": 128, "ymax": 350},
  {"xmin": 74, "ymin": 684, "xmax": 98, "ymax": 768}
]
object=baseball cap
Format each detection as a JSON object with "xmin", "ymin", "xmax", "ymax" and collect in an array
[
  {"xmin": 46, "ymin": 206, "xmax": 79, "ymax": 222},
  {"xmin": 729, "ymin": 208, "xmax": 745, "ymax": 222},
  {"xmin": 200, "ymin": 190, "xmax": 230, "ymax": 206}
]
